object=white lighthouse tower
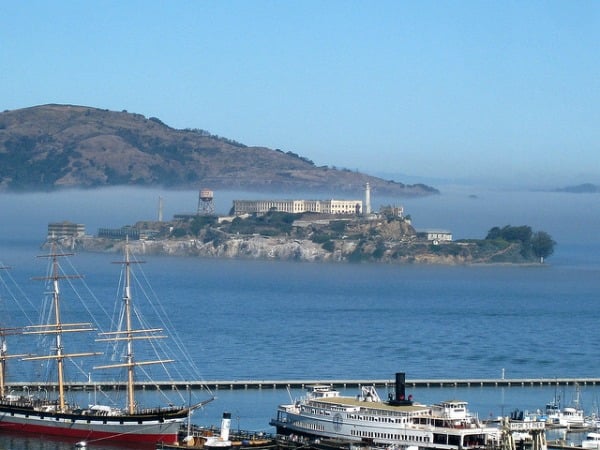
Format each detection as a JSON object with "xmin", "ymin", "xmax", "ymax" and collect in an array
[{"xmin": 365, "ymin": 182, "xmax": 372, "ymax": 215}]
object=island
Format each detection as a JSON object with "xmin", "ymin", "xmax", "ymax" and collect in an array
[{"xmin": 50, "ymin": 206, "xmax": 556, "ymax": 265}]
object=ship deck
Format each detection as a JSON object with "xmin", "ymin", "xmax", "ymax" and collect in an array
[{"xmin": 312, "ymin": 396, "xmax": 429, "ymax": 412}]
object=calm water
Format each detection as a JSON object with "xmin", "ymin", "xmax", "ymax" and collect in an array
[{"xmin": 0, "ymin": 186, "xmax": 599, "ymax": 448}]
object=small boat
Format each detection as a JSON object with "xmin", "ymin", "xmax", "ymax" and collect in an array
[
  {"xmin": 156, "ymin": 412, "xmax": 278, "ymax": 450},
  {"xmin": 270, "ymin": 372, "xmax": 504, "ymax": 450},
  {"xmin": 0, "ymin": 240, "xmax": 214, "ymax": 445},
  {"xmin": 582, "ymin": 433, "xmax": 600, "ymax": 450}
]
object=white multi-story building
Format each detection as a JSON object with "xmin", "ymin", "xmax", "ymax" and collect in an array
[
  {"xmin": 47, "ymin": 221, "xmax": 86, "ymax": 239},
  {"xmin": 319, "ymin": 199, "xmax": 362, "ymax": 215},
  {"xmin": 233, "ymin": 199, "xmax": 362, "ymax": 216}
]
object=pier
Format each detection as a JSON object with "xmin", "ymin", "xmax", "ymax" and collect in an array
[{"xmin": 6, "ymin": 377, "xmax": 600, "ymax": 392}]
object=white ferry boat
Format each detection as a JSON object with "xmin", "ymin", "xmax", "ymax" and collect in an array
[{"xmin": 270, "ymin": 373, "xmax": 501, "ymax": 450}]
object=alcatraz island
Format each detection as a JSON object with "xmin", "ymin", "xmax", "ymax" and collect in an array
[
  {"xmin": 0, "ymin": 105, "xmax": 556, "ymax": 264},
  {"xmin": 50, "ymin": 186, "xmax": 556, "ymax": 265}
]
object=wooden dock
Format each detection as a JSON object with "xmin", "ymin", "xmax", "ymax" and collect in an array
[
  {"xmin": 6, "ymin": 377, "xmax": 600, "ymax": 392},
  {"xmin": 548, "ymin": 441, "xmax": 585, "ymax": 450}
]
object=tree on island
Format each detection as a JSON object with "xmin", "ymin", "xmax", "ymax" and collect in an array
[
  {"xmin": 486, "ymin": 225, "xmax": 556, "ymax": 263},
  {"xmin": 530, "ymin": 231, "xmax": 556, "ymax": 263}
]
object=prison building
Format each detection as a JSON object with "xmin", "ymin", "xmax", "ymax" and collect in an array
[{"xmin": 233, "ymin": 199, "xmax": 362, "ymax": 216}]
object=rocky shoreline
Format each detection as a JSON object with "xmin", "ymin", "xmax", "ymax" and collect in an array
[{"xmin": 68, "ymin": 235, "xmax": 539, "ymax": 266}]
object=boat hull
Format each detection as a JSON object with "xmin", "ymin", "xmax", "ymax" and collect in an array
[
  {"xmin": 0, "ymin": 406, "xmax": 184, "ymax": 444},
  {"xmin": 271, "ymin": 411, "xmax": 493, "ymax": 449}
]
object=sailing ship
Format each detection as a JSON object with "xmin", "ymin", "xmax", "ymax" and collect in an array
[
  {"xmin": 0, "ymin": 241, "xmax": 213, "ymax": 445},
  {"xmin": 270, "ymin": 373, "xmax": 504, "ymax": 450}
]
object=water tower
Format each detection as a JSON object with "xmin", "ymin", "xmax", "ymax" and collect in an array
[{"xmin": 197, "ymin": 188, "xmax": 215, "ymax": 215}]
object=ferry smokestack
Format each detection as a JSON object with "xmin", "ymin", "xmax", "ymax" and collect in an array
[
  {"xmin": 395, "ymin": 372, "xmax": 406, "ymax": 402},
  {"xmin": 220, "ymin": 412, "xmax": 231, "ymax": 441}
]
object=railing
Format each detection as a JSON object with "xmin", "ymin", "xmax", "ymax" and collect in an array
[{"xmin": 5, "ymin": 377, "xmax": 600, "ymax": 392}]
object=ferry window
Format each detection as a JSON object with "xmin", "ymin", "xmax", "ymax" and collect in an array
[{"xmin": 449, "ymin": 435, "xmax": 461, "ymax": 446}]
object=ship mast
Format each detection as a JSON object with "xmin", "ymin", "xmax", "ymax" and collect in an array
[
  {"xmin": 0, "ymin": 265, "xmax": 28, "ymax": 399},
  {"xmin": 95, "ymin": 241, "xmax": 172, "ymax": 415},
  {"xmin": 22, "ymin": 244, "xmax": 99, "ymax": 412},
  {"xmin": 124, "ymin": 246, "xmax": 135, "ymax": 413},
  {"xmin": 0, "ymin": 266, "xmax": 12, "ymax": 398},
  {"xmin": 0, "ymin": 330, "xmax": 6, "ymax": 398},
  {"xmin": 0, "ymin": 326, "xmax": 27, "ymax": 399}
]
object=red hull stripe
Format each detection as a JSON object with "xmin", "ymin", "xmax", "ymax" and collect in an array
[{"xmin": 0, "ymin": 421, "xmax": 178, "ymax": 444}]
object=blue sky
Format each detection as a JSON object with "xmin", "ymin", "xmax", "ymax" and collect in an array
[{"xmin": 1, "ymin": 1, "xmax": 598, "ymax": 187}]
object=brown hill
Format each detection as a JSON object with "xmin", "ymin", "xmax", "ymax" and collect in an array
[{"xmin": 0, "ymin": 104, "xmax": 438, "ymax": 196}]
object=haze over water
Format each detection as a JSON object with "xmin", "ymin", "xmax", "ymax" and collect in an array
[{"xmin": 1, "ymin": 186, "xmax": 599, "ymax": 442}]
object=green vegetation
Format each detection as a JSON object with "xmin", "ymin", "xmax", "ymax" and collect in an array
[
  {"xmin": 531, "ymin": 231, "xmax": 556, "ymax": 263},
  {"xmin": 223, "ymin": 211, "xmax": 296, "ymax": 236},
  {"xmin": 484, "ymin": 225, "xmax": 555, "ymax": 263}
]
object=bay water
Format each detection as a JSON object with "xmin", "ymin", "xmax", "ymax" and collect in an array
[{"xmin": 0, "ymin": 186, "xmax": 599, "ymax": 449}]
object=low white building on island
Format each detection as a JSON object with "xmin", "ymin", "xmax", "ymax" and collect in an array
[{"xmin": 417, "ymin": 229, "xmax": 453, "ymax": 244}]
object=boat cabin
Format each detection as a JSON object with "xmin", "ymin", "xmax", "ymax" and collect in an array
[
  {"xmin": 431, "ymin": 401, "xmax": 470, "ymax": 420},
  {"xmin": 306, "ymin": 385, "xmax": 340, "ymax": 399},
  {"xmin": 582, "ymin": 432, "xmax": 600, "ymax": 450}
]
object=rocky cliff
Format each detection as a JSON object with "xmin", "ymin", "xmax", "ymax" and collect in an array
[{"xmin": 69, "ymin": 234, "xmax": 534, "ymax": 265}]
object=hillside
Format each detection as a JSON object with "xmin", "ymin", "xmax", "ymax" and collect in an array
[
  {"xmin": 556, "ymin": 183, "xmax": 599, "ymax": 193},
  {"xmin": 0, "ymin": 104, "xmax": 438, "ymax": 196}
]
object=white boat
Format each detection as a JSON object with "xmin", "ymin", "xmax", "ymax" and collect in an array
[
  {"xmin": 156, "ymin": 411, "xmax": 278, "ymax": 450},
  {"xmin": 0, "ymin": 241, "xmax": 213, "ymax": 445},
  {"xmin": 204, "ymin": 412, "xmax": 233, "ymax": 449},
  {"xmin": 270, "ymin": 373, "xmax": 504, "ymax": 450},
  {"xmin": 582, "ymin": 432, "xmax": 600, "ymax": 449},
  {"xmin": 544, "ymin": 391, "xmax": 586, "ymax": 428}
]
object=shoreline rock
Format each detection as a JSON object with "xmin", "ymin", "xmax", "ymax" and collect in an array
[{"xmin": 63, "ymin": 236, "xmax": 542, "ymax": 266}]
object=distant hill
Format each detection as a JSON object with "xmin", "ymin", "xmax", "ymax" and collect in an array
[
  {"xmin": 0, "ymin": 104, "xmax": 438, "ymax": 196},
  {"xmin": 556, "ymin": 183, "xmax": 599, "ymax": 193}
]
